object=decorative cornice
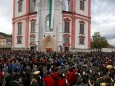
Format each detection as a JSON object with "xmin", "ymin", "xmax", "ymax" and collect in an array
[
  {"xmin": 30, "ymin": 19, "xmax": 36, "ymax": 22},
  {"xmin": 18, "ymin": 0, "xmax": 23, "ymax": 3},
  {"xmin": 32, "ymin": 0, "xmax": 36, "ymax": 2},
  {"xmin": 30, "ymin": 42, "xmax": 36, "ymax": 45},
  {"xmin": 12, "ymin": 12, "xmax": 37, "ymax": 20},
  {"xmin": 79, "ymin": 35, "xmax": 85, "ymax": 38},
  {"xmin": 17, "ymin": 35, "xmax": 22, "ymax": 38},
  {"xmin": 80, "ymin": 0, "xmax": 86, "ymax": 1},
  {"xmin": 62, "ymin": 11, "xmax": 91, "ymax": 19},
  {"xmin": 63, "ymin": 43, "xmax": 70, "ymax": 47},
  {"xmin": 63, "ymin": 34, "xmax": 70, "ymax": 38},
  {"xmin": 30, "ymin": 34, "xmax": 36, "ymax": 37},
  {"xmin": 79, "ymin": 21, "xmax": 85, "ymax": 24},
  {"xmin": 63, "ymin": 18, "xmax": 71, "ymax": 21},
  {"xmin": 17, "ymin": 22, "xmax": 22, "ymax": 24}
]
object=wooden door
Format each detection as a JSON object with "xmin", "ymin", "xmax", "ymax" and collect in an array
[{"xmin": 46, "ymin": 48, "xmax": 52, "ymax": 53}]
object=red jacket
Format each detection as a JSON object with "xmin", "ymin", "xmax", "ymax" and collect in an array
[
  {"xmin": 33, "ymin": 59, "xmax": 37, "ymax": 63},
  {"xmin": 0, "ymin": 71, "xmax": 3, "ymax": 81},
  {"xmin": 73, "ymin": 69, "xmax": 78, "ymax": 81},
  {"xmin": 58, "ymin": 78, "xmax": 66, "ymax": 86},
  {"xmin": 44, "ymin": 76, "xmax": 55, "ymax": 86},
  {"xmin": 67, "ymin": 72, "xmax": 74, "ymax": 86},
  {"xmin": 52, "ymin": 72, "xmax": 59, "ymax": 83}
]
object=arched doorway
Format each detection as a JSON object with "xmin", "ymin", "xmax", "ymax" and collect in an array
[{"xmin": 41, "ymin": 35, "xmax": 57, "ymax": 52}]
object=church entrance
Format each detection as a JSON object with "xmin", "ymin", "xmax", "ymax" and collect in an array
[
  {"xmin": 31, "ymin": 46, "xmax": 34, "ymax": 50},
  {"xmin": 64, "ymin": 47, "xmax": 69, "ymax": 51},
  {"xmin": 31, "ymin": 46, "xmax": 36, "ymax": 50},
  {"xmin": 41, "ymin": 35, "xmax": 57, "ymax": 52},
  {"xmin": 46, "ymin": 48, "xmax": 52, "ymax": 53}
]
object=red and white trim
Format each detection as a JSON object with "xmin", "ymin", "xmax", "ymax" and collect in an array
[{"xmin": 25, "ymin": 0, "xmax": 30, "ymax": 48}]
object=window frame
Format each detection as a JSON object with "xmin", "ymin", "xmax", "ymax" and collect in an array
[
  {"xmin": 30, "ymin": 36, "xmax": 35, "ymax": 43},
  {"xmin": 79, "ymin": 21, "xmax": 85, "ymax": 34},
  {"xmin": 80, "ymin": 23, "xmax": 84, "ymax": 34},
  {"xmin": 64, "ymin": 21, "xmax": 70, "ymax": 33},
  {"xmin": 31, "ymin": 21, "xmax": 36, "ymax": 33},
  {"xmin": 18, "ymin": 24, "xmax": 22, "ymax": 35},
  {"xmin": 17, "ymin": 37, "xmax": 22, "ymax": 44},
  {"xmin": 64, "ymin": 37, "xmax": 70, "ymax": 43},
  {"xmin": 79, "ymin": 37, "xmax": 85, "ymax": 45},
  {"xmin": 18, "ymin": 2, "xmax": 22, "ymax": 12},
  {"xmin": 80, "ymin": 0, "xmax": 85, "ymax": 11},
  {"xmin": 18, "ymin": 0, "xmax": 23, "ymax": 12}
]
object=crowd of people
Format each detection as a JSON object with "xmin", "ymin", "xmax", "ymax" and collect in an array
[{"xmin": 0, "ymin": 50, "xmax": 115, "ymax": 86}]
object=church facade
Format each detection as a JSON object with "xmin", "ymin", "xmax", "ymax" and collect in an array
[{"xmin": 12, "ymin": 0, "xmax": 91, "ymax": 52}]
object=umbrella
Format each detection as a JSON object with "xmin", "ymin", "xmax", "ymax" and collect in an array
[
  {"xmin": 95, "ymin": 77, "xmax": 104, "ymax": 86},
  {"xmin": 102, "ymin": 75, "xmax": 110, "ymax": 80},
  {"xmin": 100, "ymin": 82, "xmax": 106, "ymax": 86},
  {"xmin": 63, "ymin": 73, "xmax": 65, "ymax": 77},
  {"xmin": 33, "ymin": 71, "xmax": 40, "ymax": 75},
  {"xmin": 106, "ymin": 65, "xmax": 113, "ymax": 69}
]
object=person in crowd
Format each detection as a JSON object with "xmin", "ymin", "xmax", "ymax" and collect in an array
[
  {"xmin": 52, "ymin": 68, "xmax": 59, "ymax": 86},
  {"xmin": 0, "ymin": 50, "xmax": 114, "ymax": 86},
  {"xmin": 58, "ymin": 73, "xmax": 68, "ymax": 86},
  {"xmin": 23, "ymin": 69, "xmax": 31, "ymax": 86},
  {"xmin": 31, "ymin": 79, "xmax": 39, "ymax": 86},
  {"xmin": 67, "ymin": 68, "xmax": 74, "ymax": 86},
  {"xmin": 5, "ymin": 71, "xmax": 12, "ymax": 86},
  {"xmin": 44, "ymin": 71, "xmax": 55, "ymax": 86},
  {"xmin": 0, "ymin": 69, "xmax": 3, "ymax": 86}
]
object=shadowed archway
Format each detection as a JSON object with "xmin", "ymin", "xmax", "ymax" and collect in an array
[{"xmin": 41, "ymin": 35, "xmax": 57, "ymax": 52}]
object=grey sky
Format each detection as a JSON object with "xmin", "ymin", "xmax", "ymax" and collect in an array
[
  {"xmin": 0, "ymin": 0, "xmax": 13, "ymax": 34},
  {"xmin": 91, "ymin": 0, "xmax": 115, "ymax": 45},
  {"xmin": 0, "ymin": 0, "xmax": 115, "ymax": 45}
]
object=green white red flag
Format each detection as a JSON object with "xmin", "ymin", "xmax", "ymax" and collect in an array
[{"xmin": 49, "ymin": 0, "xmax": 55, "ymax": 31}]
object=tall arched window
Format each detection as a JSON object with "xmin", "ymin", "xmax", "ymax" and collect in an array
[
  {"xmin": 18, "ymin": 0, "xmax": 23, "ymax": 12},
  {"xmin": 79, "ymin": 21, "xmax": 85, "ymax": 34},
  {"xmin": 64, "ymin": 18, "xmax": 70, "ymax": 33},
  {"xmin": 45, "ymin": 15, "xmax": 52, "ymax": 32}
]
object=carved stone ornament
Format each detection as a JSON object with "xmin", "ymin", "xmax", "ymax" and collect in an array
[{"xmin": 18, "ymin": 0, "xmax": 23, "ymax": 3}]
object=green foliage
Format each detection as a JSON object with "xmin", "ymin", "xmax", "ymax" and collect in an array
[
  {"xmin": 92, "ymin": 34, "xmax": 109, "ymax": 50},
  {"xmin": 0, "ymin": 32, "xmax": 12, "ymax": 38}
]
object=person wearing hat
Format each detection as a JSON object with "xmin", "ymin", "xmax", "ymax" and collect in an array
[
  {"xmin": 32, "ymin": 71, "xmax": 43, "ymax": 86},
  {"xmin": 23, "ymin": 69, "xmax": 31, "ymax": 86},
  {"xmin": 44, "ymin": 71, "xmax": 55, "ymax": 86},
  {"xmin": 31, "ymin": 79, "xmax": 39, "ymax": 86}
]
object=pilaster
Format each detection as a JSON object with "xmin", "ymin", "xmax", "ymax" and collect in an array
[{"xmin": 25, "ymin": 0, "xmax": 30, "ymax": 48}]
